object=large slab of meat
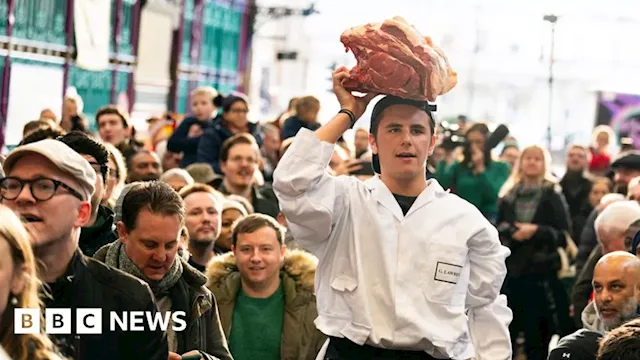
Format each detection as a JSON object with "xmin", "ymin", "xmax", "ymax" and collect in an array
[{"xmin": 340, "ymin": 16, "xmax": 458, "ymax": 102}]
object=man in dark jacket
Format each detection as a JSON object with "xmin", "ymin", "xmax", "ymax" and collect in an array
[
  {"xmin": 551, "ymin": 252, "xmax": 640, "ymax": 360},
  {"xmin": 94, "ymin": 181, "xmax": 232, "ymax": 360},
  {"xmin": 0, "ymin": 139, "xmax": 167, "ymax": 360},
  {"xmin": 217, "ymin": 133, "xmax": 279, "ymax": 218},
  {"xmin": 560, "ymin": 145, "xmax": 593, "ymax": 241},
  {"xmin": 58, "ymin": 131, "xmax": 119, "ymax": 256}
]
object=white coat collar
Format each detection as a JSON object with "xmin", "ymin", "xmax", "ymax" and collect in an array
[{"xmin": 363, "ymin": 176, "xmax": 448, "ymax": 221}]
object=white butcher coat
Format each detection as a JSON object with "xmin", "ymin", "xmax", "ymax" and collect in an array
[{"xmin": 272, "ymin": 129, "xmax": 513, "ymax": 360}]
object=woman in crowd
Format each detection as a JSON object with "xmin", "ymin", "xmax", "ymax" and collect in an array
[
  {"xmin": 589, "ymin": 177, "xmax": 614, "ymax": 209},
  {"xmin": 0, "ymin": 206, "xmax": 64, "ymax": 360},
  {"xmin": 497, "ymin": 145, "xmax": 573, "ymax": 360},
  {"xmin": 436, "ymin": 122, "xmax": 510, "ymax": 220},
  {"xmin": 589, "ymin": 125, "xmax": 615, "ymax": 176},
  {"xmin": 196, "ymin": 93, "xmax": 262, "ymax": 174},
  {"xmin": 102, "ymin": 143, "xmax": 128, "ymax": 210},
  {"xmin": 215, "ymin": 200, "xmax": 248, "ymax": 254},
  {"xmin": 500, "ymin": 140, "xmax": 520, "ymax": 170}
]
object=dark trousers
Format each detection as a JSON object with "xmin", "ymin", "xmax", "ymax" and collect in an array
[
  {"xmin": 506, "ymin": 275, "xmax": 568, "ymax": 360},
  {"xmin": 325, "ymin": 337, "xmax": 445, "ymax": 360}
]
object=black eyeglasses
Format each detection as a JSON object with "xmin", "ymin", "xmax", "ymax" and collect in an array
[{"xmin": 0, "ymin": 177, "xmax": 84, "ymax": 202}]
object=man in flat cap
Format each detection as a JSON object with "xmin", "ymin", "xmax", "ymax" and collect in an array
[{"xmin": 0, "ymin": 140, "xmax": 168, "ymax": 360}]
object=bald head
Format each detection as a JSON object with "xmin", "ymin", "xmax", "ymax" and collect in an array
[
  {"xmin": 593, "ymin": 251, "xmax": 640, "ymax": 330},
  {"xmin": 596, "ymin": 252, "xmax": 640, "ymax": 278}
]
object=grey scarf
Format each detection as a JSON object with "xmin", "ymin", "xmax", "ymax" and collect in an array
[{"xmin": 104, "ymin": 241, "xmax": 183, "ymax": 297}]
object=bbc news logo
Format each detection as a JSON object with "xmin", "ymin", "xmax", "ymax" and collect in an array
[{"xmin": 15, "ymin": 308, "xmax": 187, "ymax": 334}]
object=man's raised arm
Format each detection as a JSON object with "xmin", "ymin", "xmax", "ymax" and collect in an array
[{"xmin": 272, "ymin": 67, "xmax": 376, "ymax": 253}]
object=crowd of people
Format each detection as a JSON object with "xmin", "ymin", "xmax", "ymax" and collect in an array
[{"xmin": 1, "ymin": 70, "xmax": 640, "ymax": 360}]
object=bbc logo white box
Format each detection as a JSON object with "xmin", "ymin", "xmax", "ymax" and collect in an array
[
  {"xmin": 77, "ymin": 308, "xmax": 102, "ymax": 334},
  {"xmin": 45, "ymin": 308, "xmax": 71, "ymax": 334},
  {"xmin": 14, "ymin": 308, "xmax": 40, "ymax": 334}
]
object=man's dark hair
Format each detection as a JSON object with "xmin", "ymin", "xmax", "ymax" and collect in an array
[
  {"xmin": 58, "ymin": 131, "xmax": 109, "ymax": 184},
  {"xmin": 23, "ymin": 119, "xmax": 58, "ymax": 137},
  {"xmin": 231, "ymin": 213, "xmax": 284, "ymax": 247},
  {"xmin": 126, "ymin": 149, "xmax": 158, "ymax": 170},
  {"xmin": 96, "ymin": 105, "xmax": 129, "ymax": 129},
  {"xmin": 597, "ymin": 318, "xmax": 640, "ymax": 360},
  {"xmin": 219, "ymin": 133, "xmax": 258, "ymax": 163},
  {"xmin": 369, "ymin": 96, "xmax": 436, "ymax": 138},
  {"xmin": 19, "ymin": 127, "xmax": 66, "ymax": 146},
  {"xmin": 121, "ymin": 181, "xmax": 185, "ymax": 231}
]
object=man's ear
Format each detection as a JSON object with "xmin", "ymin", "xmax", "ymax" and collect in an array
[
  {"xmin": 280, "ymin": 244, "xmax": 287, "ymax": 258},
  {"xmin": 428, "ymin": 134, "xmax": 437, "ymax": 156},
  {"xmin": 116, "ymin": 221, "xmax": 128, "ymax": 243},
  {"xmin": 74, "ymin": 202, "xmax": 92, "ymax": 228},
  {"xmin": 368, "ymin": 133, "xmax": 378, "ymax": 155}
]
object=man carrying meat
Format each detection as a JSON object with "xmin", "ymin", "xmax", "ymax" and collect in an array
[{"xmin": 272, "ymin": 67, "xmax": 512, "ymax": 360}]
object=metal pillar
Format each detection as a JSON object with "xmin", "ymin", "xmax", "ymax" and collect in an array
[
  {"xmin": 62, "ymin": 0, "xmax": 75, "ymax": 103},
  {"xmin": 0, "ymin": 0, "xmax": 16, "ymax": 150},
  {"xmin": 127, "ymin": 0, "xmax": 142, "ymax": 114},
  {"xmin": 544, "ymin": 14, "xmax": 558, "ymax": 150},
  {"xmin": 168, "ymin": 0, "xmax": 186, "ymax": 112},
  {"xmin": 111, "ymin": 0, "xmax": 124, "ymax": 104}
]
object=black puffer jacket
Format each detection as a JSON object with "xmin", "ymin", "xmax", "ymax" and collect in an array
[{"xmin": 44, "ymin": 250, "xmax": 168, "ymax": 360}]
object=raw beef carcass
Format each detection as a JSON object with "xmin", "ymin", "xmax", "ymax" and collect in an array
[{"xmin": 340, "ymin": 16, "xmax": 457, "ymax": 102}]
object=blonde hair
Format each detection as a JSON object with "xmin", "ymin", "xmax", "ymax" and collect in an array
[
  {"xmin": 294, "ymin": 96, "xmax": 320, "ymax": 115},
  {"xmin": 190, "ymin": 86, "xmax": 218, "ymax": 100},
  {"xmin": 103, "ymin": 143, "xmax": 128, "ymax": 209},
  {"xmin": 0, "ymin": 206, "xmax": 64, "ymax": 360},
  {"xmin": 499, "ymin": 145, "xmax": 557, "ymax": 198},
  {"xmin": 592, "ymin": 125, "xmax": 615, "ymax": 148}
]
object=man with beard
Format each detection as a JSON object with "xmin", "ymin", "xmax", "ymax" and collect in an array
[
  {"xmin": 572, "ymin": 201, "xmax": 640, "ymax": 329},
  {"xmin": 549, "ymin": 252, "xmax": 640, "ymax": 360},
  {"xmin": 126, "ymin": 149, "xmax": 162, "ymax": 183},
  {"xmin": 217, "ymin": 134, "xmax": 279, "ymax": 218},
  {"xmin": 560, "ymin": 145, "xmax": 592, "ymax": 241},
  {"xmin": 610, "ymin": 151, "xmax": 640, "ymax": 195},
  {"xmin": 179, "ymin": 183, "xmax": 224, "ymax": 272},
  {"xmin": 58, "ymin": 132, "xmax": 119, "ymax": 256}
]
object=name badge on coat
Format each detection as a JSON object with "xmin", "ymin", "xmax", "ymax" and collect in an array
[{"xmin": 434, "ymin": 262, "xmax": 462, "ymax": 284}]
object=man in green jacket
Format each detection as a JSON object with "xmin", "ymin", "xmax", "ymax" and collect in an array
[{"xmin": 206, "ymin": 214, "xmax": 326, "ymax": 360}]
